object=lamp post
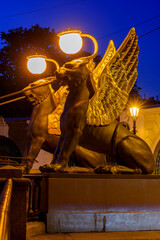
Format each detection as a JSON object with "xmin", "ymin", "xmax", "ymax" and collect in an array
[
  {"xmin": 57, "ymin": 28, "xmax": 98, "ymax": 60},
  {"xmin": 27, "ymin": 55, "xmax": 59, "ymax": 74},
  {"xmin": 130, "ymin": 107, "xmax": 139, "ymax": 135}
]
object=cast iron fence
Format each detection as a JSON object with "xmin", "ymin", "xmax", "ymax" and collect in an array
[{"xmin": 24, "ymin": 174, "xmax": 48, "ymax": 222}]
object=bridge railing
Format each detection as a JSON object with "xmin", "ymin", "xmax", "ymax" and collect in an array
[
  {"xmin": 0, "ymin": 163, "xmax": 31, "ymax": 240},
  {"xmin": 0, "ymin": 178, "xmax": 12, "ymax": 240}
]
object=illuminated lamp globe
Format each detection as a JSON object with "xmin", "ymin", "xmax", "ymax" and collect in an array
[
  {"xmin": 27, "ymin": 56, "xmax": 47, "ymax": 74},
  {"xmin": 59, "ymin": 32, "xmax": 83, "ymax": 54},
  {"xmin": 130, "ymin": 107, "xmax": 139, "ymax": 119}
]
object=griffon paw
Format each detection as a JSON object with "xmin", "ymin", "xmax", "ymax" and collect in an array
[{"xmin": 39, "ymin": 163, "xmax": 67, "ymax": 173}]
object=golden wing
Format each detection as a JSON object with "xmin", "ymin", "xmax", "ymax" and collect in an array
[
  {"xmin": 86, "ymin": 28, "xmax": 139, "ymax": 126},
  {"xmin": 92, "ymin": 39, "xmax": 116, "ymax": 90}
]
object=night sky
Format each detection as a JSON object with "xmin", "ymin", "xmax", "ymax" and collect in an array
[{"xmin": 1, "ymin": 0, "xmax": 160, "ymax": 99}]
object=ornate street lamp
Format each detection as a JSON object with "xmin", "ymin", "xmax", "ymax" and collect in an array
[
  {"xmin": 27, "ymin": 28, "xmax": 98, "ymax": 74},
  {"xmin": 130, "ymin": 107, "xmax": 139, "ymax": 135},
  {"xmin": 27, "ymin": 55, "xmax": 59, "ymax": 74},
  {"xmin": 57, "ymin": 28, "xmax": 98, "ymax": 60}
]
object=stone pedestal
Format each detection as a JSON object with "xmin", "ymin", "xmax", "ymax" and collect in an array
[{"xmin": 47, "ymin": 174, "xmax": 160, "ymax": 233}]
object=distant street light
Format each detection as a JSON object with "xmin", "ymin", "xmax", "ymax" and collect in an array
[
  {"xmin": 57, "ymin": 28, "xmax": 98, "ymax": 59},
  {"xmin": 27, "ymin": 55, "xmax": 59, "ymax": 74},
  {"xmin": 130, "ymin": 107, "xmax": 139, "ymax": 135}
]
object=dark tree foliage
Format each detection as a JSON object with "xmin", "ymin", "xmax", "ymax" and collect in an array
[
  {"xmin": 1, "ymin": 25, "xmax": 56, "ymax": 93},
  {"xmin": 128, "ymin": 81, "xmax": 142, "ymax": 106},
  {"xmin": 0, "ymin": 25, "xmax": 98, "ymax": 117},
  {"xmin": 0, "ymin": 25, "xmax": 62, "ymax": 117},
  {"xmin": 126, "ymin": 81, "xmax": 144, "ymax": 113},
  {"xmin": 129, "ymin": 82, "xmax": 142, "ymax": 98}
]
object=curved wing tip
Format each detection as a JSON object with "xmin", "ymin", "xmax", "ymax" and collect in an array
[
  {"xmin": 131, "ymin": 27, "xmax": 135, "ymax": 32},
  {"xmin": 109, "ymin": 39, "xmax": 115, "ymax": 46},
  {"xmin": 128, "ymin": 28, "xmax": 136, "ymax": 35}
]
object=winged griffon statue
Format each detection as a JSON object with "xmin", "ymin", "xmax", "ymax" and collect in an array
[
  {"xmin": 35, "ymin": 27, "xmax": 155, "ymax": 174},
  {"xmin": 0, "ymin": 28, "xmax": 154, "ymax": 174}
]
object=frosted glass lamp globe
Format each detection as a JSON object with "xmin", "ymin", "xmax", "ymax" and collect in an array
[
  {"xmin": 59, "ymin": 33, "xmax": 83, "ymax": 54},
  {"xmin": 27, "ymin": 56, "xmax": 47, "ymax": 74}
]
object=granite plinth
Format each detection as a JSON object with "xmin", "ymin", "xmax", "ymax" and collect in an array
[{"xmin": 46, "ymin": 174, "xmax": 160, "ymax": 233}]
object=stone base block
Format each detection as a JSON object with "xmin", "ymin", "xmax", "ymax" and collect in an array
[
  {"xmin": 46, "ymin": 174, "xmax": 160, "ymax": 233},
  {"xmin": 47, "ymin": 212, "xmax": 160, "ymax": 233}
]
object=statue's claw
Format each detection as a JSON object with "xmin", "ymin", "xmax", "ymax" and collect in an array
[
  {"xmin": 134, "ymin": 168, "xmax": 142, "ymax": 174},
  {"xmin": 94, "ymin": 165, "xmax": 142, "ymax": 174},
  {"xmin": 39, "ymin": 164, "xmax": 67, "ymax": 173},
  {"xmin": 39, "ymin": 164, "xmax": 94, "ymax": 173},
  {"xmin": 94, "ymin": 165, "xmax": 117, "ymax": 174}
]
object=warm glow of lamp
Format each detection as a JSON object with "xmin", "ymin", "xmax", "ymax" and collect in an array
[
  {"xmin": 59, "ymin": 32, "xmax": 83, "ymax": 54},
  {"xmin": 130, "ymin": 106, "xmax": 139, "ymax": 135},
  {"xmin": 130, "ymin": 107, "xmax": 139, "ymax": 119},
  {"xmin": 57, "ymin": 28, "xmax": 98, "ymax": 59},
  {"xmin": 27, "ymin": 55, "xmax": 59, "ymax": 74},
  {"xmin": 27, "ymin": 56, "xmax": 46, "ymax": 74}
]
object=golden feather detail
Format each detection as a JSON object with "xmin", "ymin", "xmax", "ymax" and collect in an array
[{"xmin": 86, "ymin": 28, "xmax": 139, "ymax": 126}]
